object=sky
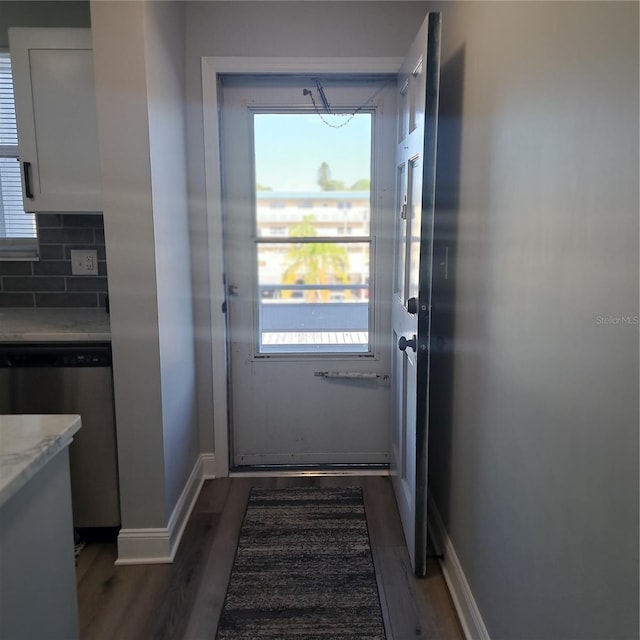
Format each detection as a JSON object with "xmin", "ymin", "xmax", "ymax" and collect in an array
[{"xmin": 253, "ymin": 113, "xmax": 371, "ymax": 192}]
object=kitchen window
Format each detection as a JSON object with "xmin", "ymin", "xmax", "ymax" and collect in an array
[{"xmin": 0, "ymin": 51, "xmax": 37, "ymax": 260}]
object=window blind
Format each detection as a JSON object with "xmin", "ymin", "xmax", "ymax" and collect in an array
[{"xmin": 0, "ymin": 51, "xmax": 37, "ymax": 258}]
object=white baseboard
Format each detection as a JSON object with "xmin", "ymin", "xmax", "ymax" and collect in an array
[
  {"xmin": 201, "ymin": 452, "xmax": 216, "ymax": 479},
  {"xmin": 427, "ymin": 493, "xmax": 491, "ymax": 640},
  {"xmin": 116, "ymin": 453, "xmax": 214, "ymax": 565},
  {"xmin": 114, "ymin": 527, "xmax": 175, "ymax": 565}
]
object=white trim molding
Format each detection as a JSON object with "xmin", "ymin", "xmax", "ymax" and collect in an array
[
  {"xmin": 201, "ymin": 453, "xmax": 216, "ymax": 479},
  {"xmin": 115, "ymin": 527, "xmax": 174, "ymax": 566},
  {"xmin": 427, "ymin": 493, "xmax": 491, "ymax": 640},
  {"xmin": 201, "ymin": 55, "xmax": 403, "ymax": 477},
  {"xmin": 116, "ymin": 454, "xmax": 214, "ymax": 565},
  {"xmin": 202, "ymin": 56, "xmax": 229, "ymax": 480},
  {"xmin": 207, "ymin": 56, "xmax": 403, "ymax": 74}
]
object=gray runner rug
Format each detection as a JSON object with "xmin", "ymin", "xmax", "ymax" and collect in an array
[{"xmin": 215, "ymin": 486, "xmax": 386, "ymax": 639}]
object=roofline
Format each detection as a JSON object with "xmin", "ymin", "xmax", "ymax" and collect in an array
[{"xmin": 256, "ymin": 190, "xmax": 370, "ymax": 200}]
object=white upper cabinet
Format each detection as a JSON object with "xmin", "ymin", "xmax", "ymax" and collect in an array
[{"xmin": 9, "ymin": 28, "xmax": 101, "ymax": 213}]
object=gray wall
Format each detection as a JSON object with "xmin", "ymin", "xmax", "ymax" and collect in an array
[
  {"xmin": 428, "ymin": 2, "xmax": 639, "ymax": 638},
  {"xmin": 91, "ymin": 0, "xmax": 166, "ymax": 528},
  {"xmin": 143, "ymin": 0, "xmax": 199, "ymax": 517},
  {"xmin": 91, "ymin": 0, "xmax": 198, "ymax": 530}
]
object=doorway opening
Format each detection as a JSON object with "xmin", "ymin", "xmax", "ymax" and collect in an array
[
  {"xmin": 205, "ymin": 10, "xmax": 442, "ymax": 574},
  {"xmin": 220, "ymin": 75, "xmax": 396, "ymax": 468}
]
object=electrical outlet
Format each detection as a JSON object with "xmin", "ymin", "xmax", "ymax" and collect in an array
[{"xmin": 70, "ymin": 249, "xmax": 98, "ymax": 276}]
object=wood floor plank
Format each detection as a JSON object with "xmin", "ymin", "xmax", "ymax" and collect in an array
[
  {"xmin": 75, "ymin": 541, "xmax": 107, "ymax": 584},
  {"xmin": 182, "ymin": 477, "xmax": 252, "ymax": 640},
  {"xmin": 363, "ymin": 476, "xmax": 406, "ymax": 547},
  {"xmin": 148, "ymin": 511, "xmax": 222, "ymax": 640},
  {"xmin": 416, "ymin": 560, "xmax": 467, "ymax": 640},
  {"xmin": 76, "ymin": 543, "xmax": 121, "ymax": 637},
  {"xmin": 78, "ymin": 554, "xmax": 163, "ymax": 640},
  {"xmin": 364, "ymin": 477, "xmax": 425, "ymax": 639},
  {"xmin": 364, "ymin": 476, "xmax": 464, "ymax": 640},
  {"xmin": 107, "ymin": 565, "xmax": 172, "ymax": 640},
  {"xmin": 193, "ymin": 476, "xmax": 231, "ymax": 514},
  {"xmin": 77, "ymin": 479, "xmax": 230, "ymax": 640},
  {"xmin": 77, "ymin": 475, "xmax": 463, "ymax": 640}
]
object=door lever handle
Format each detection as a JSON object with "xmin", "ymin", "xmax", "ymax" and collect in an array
[{"xmin": 398, "ymin": 334, "xmax": 417, "ymax": 352}]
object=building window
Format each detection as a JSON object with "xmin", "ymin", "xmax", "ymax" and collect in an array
[{"xmin": 0, "ymin": 51, "xmax": 37, "ymax": 260}]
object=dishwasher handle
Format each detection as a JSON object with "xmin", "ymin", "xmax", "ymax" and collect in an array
[{"xmin": 0, "ymin": 344, "xmax": 112, "ymax": 368}]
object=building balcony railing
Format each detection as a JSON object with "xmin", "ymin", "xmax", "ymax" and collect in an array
[{"xmin": 257, "ymin": 284, "xmax": 369, "ymax": 354}]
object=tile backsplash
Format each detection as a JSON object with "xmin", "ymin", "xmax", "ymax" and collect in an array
[{"xmin": 0, "ymin": 214, "xmax": 108, "ymax": 308}]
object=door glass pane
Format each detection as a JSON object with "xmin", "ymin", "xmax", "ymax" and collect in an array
[
  {"xmin": 397, "ymin": 78, "xmax": 409, "ymax": 144},
  {"xmin": 254, "ymin": 113, "xmax": 371, "ymax": 237},
  {"xmin": 257, "ymin": 241, "xmax": 370, "ymax": 354},
  {"xmin": 408, "ymin": 158, "xmax": 422, "ymax": 301},
  {"xmin": 409, "ymin": 59, "xmax": 424, "ymax": 134},
  {"xmin": 253, "ymin": 111, "xmax": 373, "ymax": 354},
  {"xmin": 394, "ymin": 163, "xmax": 407, "ymax": 297}
]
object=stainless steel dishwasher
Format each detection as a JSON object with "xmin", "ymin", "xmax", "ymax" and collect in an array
[{"xmin": 0, "ymin": 342, "xmax": 120, "ymax": 530}]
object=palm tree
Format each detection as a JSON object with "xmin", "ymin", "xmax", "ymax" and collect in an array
[{"xmin": 281, "ymin": 215, "xmax": 350, "ymax": 301}]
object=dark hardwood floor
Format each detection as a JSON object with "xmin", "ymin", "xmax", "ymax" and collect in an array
[{"xmin": 76, "ymin": 476, "xmax": 464, "ymax": 640}]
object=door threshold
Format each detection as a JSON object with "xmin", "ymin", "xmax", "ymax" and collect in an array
[{"xmin": 229, "ymin": 463, "xmax": 390, "ymax": 478}]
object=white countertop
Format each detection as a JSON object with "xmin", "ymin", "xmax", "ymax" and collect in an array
[
  {"xmin": 0, "ymin": 308, "xmax": 110, "ymax": 342},
  {"xmin": 0, "ymin": 414, "xmax": 81, "ymax": 507}
]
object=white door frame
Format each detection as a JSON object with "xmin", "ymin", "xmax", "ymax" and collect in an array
[{"xmin": 201, "ymin": 57, "xmax": 403, "ymax": 478}]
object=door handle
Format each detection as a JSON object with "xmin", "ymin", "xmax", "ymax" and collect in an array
[
  {"xmin": 398, "ymin": 334, "xmax": 417, "ymax": 352},
  {"xmin": 407, "ymin": 296, "xmax": 418, "ymax": 315}
]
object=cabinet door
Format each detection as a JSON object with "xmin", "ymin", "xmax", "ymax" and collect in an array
[{"xmin": 9, "ymin": 28, "xmax": 101, "ymax": 213}]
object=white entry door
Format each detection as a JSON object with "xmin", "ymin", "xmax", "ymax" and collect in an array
[
  {"xmin": 390, "ymin": 13, "xmax": 442, "ymax": 576},
  {"xmin": 220, "ymin": 77, "xmax": 397, "ymax": 467}
]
